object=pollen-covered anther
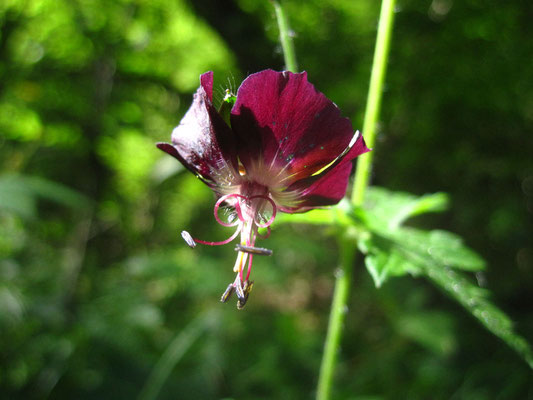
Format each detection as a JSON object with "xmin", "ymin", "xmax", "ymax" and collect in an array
[
  {"xmin": 220, "ymin": 283, "xmax": 235, "ymax": 303},
  {"xmin": 235, "ymin": 244, "xmax": 273, "ymax": 256},
  {"xmin": 181, "ymin": 231, "xmax": 197, "ymax": 248},
  {"xmin": 237, "ymin": 280, "xmax": 254, "ymax": 310},
  {"xmin": 219, "ymin": 274, "xmax": 254, "ymax": 310}
]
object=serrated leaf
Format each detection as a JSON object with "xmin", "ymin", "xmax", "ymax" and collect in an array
[
  {"xmin": 425, "ymin": 230, "xmax": 485, "ymax": 271},
  {"xmin": 390, "ymin": 228, "xmax": 486, "ymax": 272},
  {"xmin": 424, "ymin": 265, "xmax": 533, "ymax": 369},
  {"xmin": 365, "ymin": 251, "xmax": 388, "ymax": 288},
  {"xmin": 365, "ymin": 247, "xmax": 419, "ymax": 287},
  {"xmin": 364, "ymin": 187, "xmax": 448, "ymax": 229},
  {"xmin": 354, "ymin": 186, "xmax": 533, "ymax": 368},
  {"xmin": 358, "ymin": 226, "xmax": 486, "ymax": 287},
  {"xmin": 0, "ymin": 174, "xmax": 91, "ymax": 218},
  {"xmin": 359, "ymin": 229, "xmax": 533, "ymax": 368},
  {"xmin": 399, "ymin": 192, "xmax": 448, "ymax": 223}
]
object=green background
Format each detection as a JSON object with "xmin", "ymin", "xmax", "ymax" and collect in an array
[{"xmin": 1, "ymin": 0, "xmax": 532, "ymax": 398}]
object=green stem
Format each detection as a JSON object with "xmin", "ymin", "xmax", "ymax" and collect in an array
[
  {"xmin": 138, "ymin": 312, "xmax": 215, "ymax": 400},
  {"xmin": 316, "ymin": 236, "xmax": 356, "ymax": 400},
  {"xmin": 272, "ymin": 0, "xmax": 298, "ymax": 72},
  {"xmin": 352, "ymin": 0, "xmax": 397, "ymax": 207},
  {"xmin": 316, "ymin": 1, "xmax": 397, "ymax": 399}
]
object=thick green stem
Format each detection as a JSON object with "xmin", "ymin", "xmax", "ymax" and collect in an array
[
  {"xmin": 352, "ymin": 0, "xmax": 397, "ymax": 207},
  {"xmin": 272, "ymin": 0, "xmax": 298, "ymax": 72},
  {"xmin": 316, "ymin": 1, "xmax": 397, "ymax": 399},
  {"xmin": 316, "ymin": 237, "xmax": 356, "ymax": 400}
]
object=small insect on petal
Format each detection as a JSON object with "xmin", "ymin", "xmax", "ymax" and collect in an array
[
  {"xmin": 237, "ymin": 280, "xmax": 254, "ymax": 310},
  {"xmin": 235, "ymin": 244, "xmax": 273, "ymax": 256},
  {"xmin": 220, "ymin": 283, "xmax": 235, "ymax": 303},
  {"xmin": 181, "ymin": 231, "xmax": 197, "ymax": 248}
]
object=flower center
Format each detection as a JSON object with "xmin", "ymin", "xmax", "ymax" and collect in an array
[{"xmin": 181, "ymin": 184, "xmax": 277, "ymax": 309}]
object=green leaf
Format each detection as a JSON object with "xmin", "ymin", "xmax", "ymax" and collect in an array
[
  {"xmin": 275, "ymin": 198, "xmax": 353, "ymax": 227},
  {"xmin": 392, "ymin": 228, "xmax": 486, "ymax": 272},
  {"xmin": 0, "ymin": 174, "xmax": 91, "ymax": 218},
  {"xmin": 364, "ymin": 186, "xmax": 448, "ymax": 229},
  {"xmin": 274, "ymin": 207, "xmax": 335, "ymax": 225},
  {"xmin": 425, "ymin": 265, "xmax": 533, "ymax": 369},
  {"xmin": 358, "ymin": 227, "xmax": 485, "ymax": 287},
  {"xmin": 365, "ymin": 247, "xmax": 419, "ymax": 288},
  {"xmin": 353, "ymin": 186, "xmax": 533, "ymax": 368},
  {"xmin": 138, "ymin": 311, "xmax": 217, "ymax": 400},
  {"xmin": 355, "ymin": 187, "xmax": 485, "ymax": 285},
  {"xmin": 358, "ymin": 226, "xmax": 533, "ymax": 368},
  {"xmin": 0, "ymin": 185, "xmax": 37, "ymax": 218},
  {"xmin": 424, "ymin": 230, "xmax": 485, "ymax": 271}
]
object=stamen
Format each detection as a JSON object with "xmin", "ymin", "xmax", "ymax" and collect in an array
[
  {"xmin": 181, "ymin": 231, "xmax": 197, "ymax": 248},
  {"xmin": 235, "ymin": 244, "xmax": 273, "ymax": 256},
  {"xmin": 214, "ymin": 193, "xmax": 246, "ymax": 227},
  {"xmin": 249, "ymin": 195, "xmax": 277, "ymax": 228},
  {"xmin": 182, "ymin": 191, "xmax": 277, "ymax": 310},
  {"xmin": 192, "ymin": 224, "xmax": 242, "ymax": 246},
  {"xmin": 181, "ymin": 193, "xmax": 249, "ymax": 248},
  {"xmin": 235, "ymin": 276, "xmax": 245, "ymax": 300},
  {"xmin": 237, "ymin": 228, "xmax": 253, "ymax": 284},
  {"xmin": 237, "ymin": 280, "xmax": 254, "ymax": 310},
  {"xmin": 220, "ymin": 283, "xmax": 235, "ymax": 303},
  {"xmin": 245, "ymin": 253, "xmax": 254, "ymax": 281}
]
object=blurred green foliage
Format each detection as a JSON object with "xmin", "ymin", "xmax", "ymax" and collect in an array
[{"xmin": 0, "ymin": 0, "xmax": 532, "ymax": 399}]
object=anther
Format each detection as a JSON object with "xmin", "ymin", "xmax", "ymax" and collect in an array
[
  {"xmin": 181, "ymin": 231, "xmax": 196, "ymax": 248},
  {"xmin": 237, "ymin": 280, "xmax": 254, "ymax": 310},
  {"xmin": 235, "ymin": 244, "xmax": 273, "ymax": 256},
  {"xmin": 220, "ymin": 283, "xmax": 235, "ymax": 303}
]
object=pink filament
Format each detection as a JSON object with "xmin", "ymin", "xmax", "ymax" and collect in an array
[
  {"xmin": 245, "ymin": 253, "xmax": 254, "ymax": 281},
  {"xmin": 184, "ymin": 192, "xmax": 278, "ymax": 283},
  {"xmin": 192, "ymin": 224, "xmax": 242, "ymax": 246},
  {"xmin": 214, "ymin": 193, "xmax": 246, "ymax": 227},
  {"xmin": 249, "ymin": 195, "xmax": 277, "ymax": 228}
]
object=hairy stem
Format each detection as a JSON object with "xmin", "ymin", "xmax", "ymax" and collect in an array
[
  {"xmin": 272, "ymin": 0, "xmax": 298, "ymax": 72},
  {"xmin": 317, "ymin": 1, "xmax": 397, "ymax": 399}
]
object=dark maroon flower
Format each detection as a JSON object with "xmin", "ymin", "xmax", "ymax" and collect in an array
[{"xmin": 157, "ymin": 70, "xmax": 369, "ymax": 309}]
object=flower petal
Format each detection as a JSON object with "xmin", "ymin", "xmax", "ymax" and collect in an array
[
  {"xmin": 231, "ymin": 70, "xmax": 357, "ymax": 182},
  {"xmin": 200, "ymin": 71, "xmax": 214, "ymax": 101},
  {"xmin": 281, "ymin": 133, "xmax": 370, "ymax": 212},
  {"xmin": 157, "ymin": 72, "xmax": 239, "ymax": 188}
]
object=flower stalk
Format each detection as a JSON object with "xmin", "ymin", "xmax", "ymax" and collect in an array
[
  {"xmin": 351, "ymin": 0, "xmax": 397, "ymax": 207},
  {"xmin": 272, "ymin": 0, "xmax": 298, "ymax": 72},
  {"xmin": 316, "ymin": 0, "xmax": 397, "ymax": 399}
]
